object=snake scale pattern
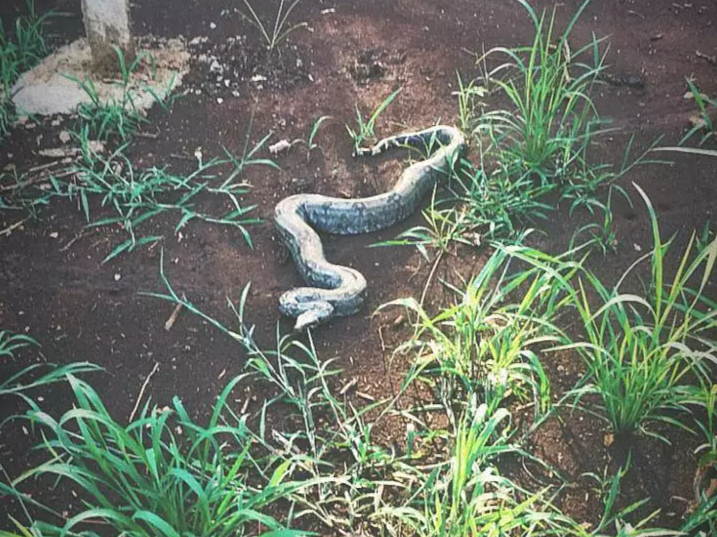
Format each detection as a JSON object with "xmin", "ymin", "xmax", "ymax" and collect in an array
[{"xmin": 274, "ymin": 125, "xmax": 467, "ymax": 331}]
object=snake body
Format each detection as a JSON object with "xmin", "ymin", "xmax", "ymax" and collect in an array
[{"xmin": 274, "ymin": 125, "xmax": 467, "ymax": 331}]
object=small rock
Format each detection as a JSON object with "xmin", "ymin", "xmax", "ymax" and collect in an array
[
  {"xmin": 216, "ymin": 97, "xmax": 224, "ymax": 104},
  {"xmin": 114, "ymin": 273, "xmax": 121, "ymax": 281},
  {"xmin": 49, "ymin": 231, "xmax": 59, "ymax": 239},
  {"xmin": 209, "ymin": 59, "xmax": 223, "ymax": 73},
  {"xmin": 621, "ymin": 73, "xmax": 645, "ymax": 89},
  {"xmin": 269, "ymin": 139, "xmax": 291, "ymax": 155},
  {"xmin": 59, "ymin": 130, "xmax": 71, "ymax": 144},
  {"xmin": 209, "ymin": 22, "xmax": 217, "ymax": 30}
]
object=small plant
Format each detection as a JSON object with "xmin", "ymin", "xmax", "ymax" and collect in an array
[
  {"xmin": 694, "ymin": 384, "xmax": 717, "ymax": 488},
  {"xmin": 681, "ymin": 78, "xmax": 717, "ymax": 146},
  {"xmin": 346, "ymin": 87, "xmax": 402, "ymax": 153},
  {"xmin": 477, "ymin": 0, "xmax": 607, "ymax": 183},
  {"xmin": 292, "ymin": 115, "xmax": 331, "ymax": 161},
  {"xmin": 0, "ymin": 330, "xmax": 36, "ymax": 360},
  {"xmin": 59, "ymin": 125, "xmax": 267, "ymax": 262},
  {"xmin": 560, "ymin": 185, "xmax": 717, "ymax": 441},
  {"xmin": 450, "ymin": 156, "xmax": 554, "ymax": 241},
  {"xmin": 0, "ymin": 0, "xmax": 55, "ymax": 137},
  {"xmin": 68, "ymin": 46, "xmax": 177, "ymax": 142},
  {"xmin": 579, "ymin": 458, "xmax": 673, "ymax": 537},
  {"xmin": 373, "ymin": 192, "xmax": 474, "ymax": 261},
  {"xmin": 569, "ymin": 187, "xmax": 622, "ymax": 256},
  {"xmin": 374, "ymin": 400, "xmax": 570, "ymax": 537},
  {"xmin": 382, "ymin": 243, "xmax": 572, "ymax": 421},
  {"xmin": 10, "ymin": 373, "xmax": 312, "ymax": 536},
  {"xmin": 238, "ymin": 0, "xmax": 307, "ymax": 53},
  {"xmin": 0, "ymin": 330, "xmax": 99, "ymax": 406},
  {"xmin": 453, "ymin": 71, "xmax": 488, "ymax": 133}
]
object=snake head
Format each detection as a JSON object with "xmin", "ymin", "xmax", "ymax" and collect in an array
[{"xmin": 293, "ymin": 301, "xmax": 335, "ymax": 332}]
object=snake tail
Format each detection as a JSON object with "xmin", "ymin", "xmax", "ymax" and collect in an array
[{"xmin": 274, "ymin": 125, "xmax": 467, "ymax": 331}]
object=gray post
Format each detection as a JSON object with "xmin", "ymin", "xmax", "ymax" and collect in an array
[{"xmin": 81, "ymin": 0, "xmax": 134, "ymax": 73}]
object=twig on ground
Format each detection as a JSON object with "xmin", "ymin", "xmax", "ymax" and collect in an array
[
  {"xmin": 164, "ymin": 294, "xmax": 186, "ymax": 331},
  {"xmin": 60, "ymin": 230, "xmax": 96, "ymax": 252},
  {"xmin": 128, "ymin": 362, "xmax": 160, "ymax": 422},
  {"xmin": 696, "ymin": 50, "xmax": 717, "ymax": 66},
  {"xmin": 0, "ymin": 217, "xmax": 30, "ymax": 237},
  {"xmin": 419, "ymin": 250, "xmax": 444, "ymax": 309},
  {"xmin": 378, "ymin": 324, "xmax": 386, "ymax": 351}
]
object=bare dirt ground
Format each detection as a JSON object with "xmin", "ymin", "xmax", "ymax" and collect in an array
[{"xmin": 1, "ymin": 0, "xmax": 716, "ymax": 531}]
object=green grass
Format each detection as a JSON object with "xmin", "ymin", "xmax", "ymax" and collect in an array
[
  {"xmin": 10, "ymin": 373, "xmax": 315, "ymax": 536},
  {"xmin": 0, "ymin": 332, "xmax": 99, "ymax": 407},
  {"xmin": 346, "ymin": 87, "xmax": 402, "ymax": 154},
  {"xmin": 385, "ymin": 0, "xmax": 663, "ymax": 262},
  {"xmin": 238, "ymin": 0, "xmax": 307, "ymax": 53},
  {"xmin": 477, "ymin": 0, "xmax": 606, "ymax": 183},
  {"xmin": 373, "ymin": 191, "xmax": 475, "ymax": 261},
  {"xmin": 380, "ymin": 240, "xmax": 580, "ymax": 426},
  {"xmin": 67, "ymin": 46, "xmax": 177, "ymax": 143},
  {"xmin": 680, "ymin": 78, "xmax": 716, "ymax": 146},
  {"xmin": 694, "ymin": 383, "xmax": 717, "ymax": 481},
  {"xmin": 374, "ymin": 401, "xmax": 560, "ymax": 537},
  {"xmin": 1, "ymin": 118, "xmax": 275, "ymax": 262},
  {"xmin": 0, "ymin": 0, "xmax": 55, "ymax": 137},
  {"xmin": 557, "ymin": 185, "xmax": 717, "ymax": 440},
  {"xmin": 66, "ymin": 125, "xmax": 270, "ymax": 263}
]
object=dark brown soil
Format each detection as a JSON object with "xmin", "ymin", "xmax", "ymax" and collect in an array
[{"xmin": 1, "ymin": 0, "xmax": 717, "ymax": 533}]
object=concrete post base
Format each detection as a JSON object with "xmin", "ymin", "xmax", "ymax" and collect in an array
[{"xmin": 81, "ymin": 0, "xmax": 134, "ymax": 73}]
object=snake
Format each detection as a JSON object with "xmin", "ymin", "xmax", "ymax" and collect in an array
[{"xmin": 274, "ymin": 125, "xmax": 467, "ymax": 331}]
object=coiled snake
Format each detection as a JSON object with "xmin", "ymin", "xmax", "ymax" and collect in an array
[{"xmin": 274, "ymin": 125, "xmax": 467, "ymax": 331}]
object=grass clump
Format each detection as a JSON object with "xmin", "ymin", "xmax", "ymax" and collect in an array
[
  {"xmin": 476, "ymin": 0, "xmax": 605, "ymax": 183},
  {"xmin": 9, "ymin": 373, "xmax": 312, "ymax": 536},
  {"xmin": 346, "ymin": 87, "xmax": 402, "ymax": 154},
  {"xmin": 382, "ymin": 241, "xmax": 574, "ymax": 419},
  {"xmin": 68, "ymin": 46, "xmax": 177, "ymax": 143},
  {"xmin": 0, "ymin": 0, "xmax": 54, "ymax": 137},
  {"xmin": 559, "ymin": 185, "xmax": 717, "ymax": 440},
  {"xmin": 1, "ymin": 119, "xmax": 275, "ymax": 262},
  {"xmin": 375, "ymin": 401, "xmax": 560, "ymax": 537},
  {"xmin": 62, "ymin": 125, "xmax": 270, "ymax": 263},
  {"xmin": 238, "ymin": 0, "xmax": 307, "ymax": 54}
]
